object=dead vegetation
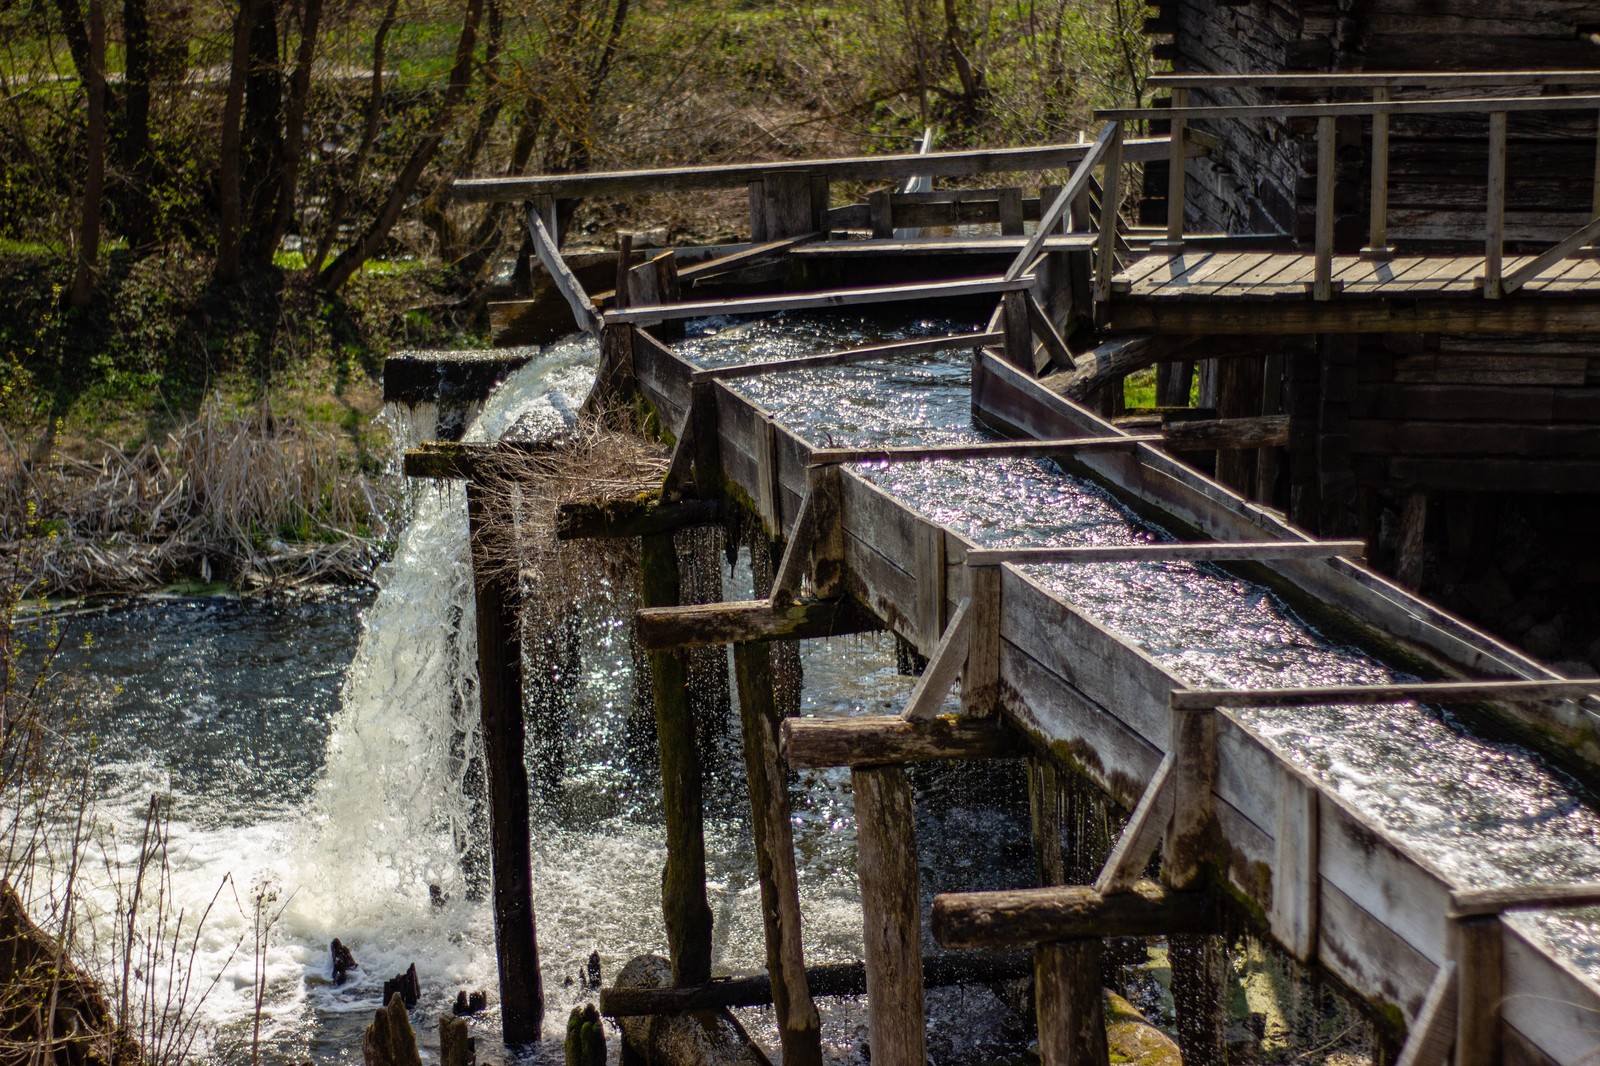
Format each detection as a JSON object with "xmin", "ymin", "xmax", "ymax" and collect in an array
[{"xmin": 0, "ymin": 401, "xmax": 397, "ymax": 596}]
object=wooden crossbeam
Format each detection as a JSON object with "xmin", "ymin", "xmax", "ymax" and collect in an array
[
  {"xmin": 554, "ymin": 497, "xmax": 721, "ymax": 540},
  {"xmin": 1097, "ymin": 92, "xmax": 1600, "ymax": 122},
  {"xmin": 1006, "ymin": 121, "xmax": 1119, "ymax": 281},
  {"xmin": 605, "ymin": 276, "xmax": 1034, "ymax": 325},
  {"xmin": 403, "ymin": 440, "xmax": 554, "ymax": 480},
  {"xmin": 1172, "ymin": 678, "xmax": 1600, "ymax": 711},
  {"xmin": 693, "ymin": 332, "xmax": 1002, "ymax": 383},
  {"xmin": 635, "ymin": 597, "xmax": 883, "ymax": 649},
  {"xmin": 902, "ymin": 599, "xmax": 972, "ymax": 722},
  {"xmin": 965, "ymin": 540, "xmax": 1365, "ymax": 567},
  {"xmin": 1093, "ymin": 753, "xmax": 1175, "ymax": 895},
  {"xmin": 781, "ymin": 714, "xmax": 1020, "ymax": 770},
  {"xmin": 1392, "ymin": 962, "xmax": 1458, "ymax": 1066},
  {"xmin": 807, "ymin": 435, "xmax": 1159, "ymax": 467},
  {"xmin": 1158, "ymin": 414, "xmax": 1289, "ymax": 451},
  {"xmin": 598, "ymin": 951, "xmax": 1028, "ymax": 1017},
  {"xmin": 1450, "ymin": 883, "xmax": 1600, "ymax": 918},
  {"xmin": 676, "ymin": 233, "xmax": 819, "ymax": 285},
  {"xmin": 770, "ymin": 488, "xmax": 816, "ymax": 606},
  {"xmin": 1501, "ymin": 215, "xmax": 1600, "ymax": 294},
  {"xmin": 931, "ymin": 880, "xmax": 1216, "ymax": 949},
  {"xmin": 1024, "ymin": 292, "xmax": 1076, "ymax": 371},
  {"xmin": 527, "ymin": 208, "xmax": 602, "ymax": 337},
  {"xmin": 1150, "ymin": 71, "xmax": 1600, "ymax": 91}
]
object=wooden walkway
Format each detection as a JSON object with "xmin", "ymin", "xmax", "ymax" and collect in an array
[{"xmin": 1107, "ymin": 248, "xmax": 1600, "ymax": 332}]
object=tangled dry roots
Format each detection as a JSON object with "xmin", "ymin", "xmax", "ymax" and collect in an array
[{"xmin": 467, "ymin": 406, "xmax": 669, "ymax": 633}]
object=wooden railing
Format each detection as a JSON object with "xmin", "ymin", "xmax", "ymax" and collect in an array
[{"xmin": 1098, "ymin": 83, "xmax": 1600, "ymax": 300}]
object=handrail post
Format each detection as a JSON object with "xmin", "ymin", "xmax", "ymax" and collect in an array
[
  {"xmin": 1093, "ymin": 121, "xmax": 1124, "ymax": 308},
  {"xmin": 1484, "ymin": 110, "xmax": 1507, "ymax": 298},
  {"xmin": 1157, "ymin": 87, "xmax": 1188, "ymax": 248},
  {"xmin": 1312, "ymin": 115, "xmax": 1337, "ymax": 300},
  {"xmin": 1589, "ymin": 106, "xmax": 1600, "ymax": 255},
  {"xmin": 1361, "ymin": 87, "xmax": 1394, "ymax": 260}
]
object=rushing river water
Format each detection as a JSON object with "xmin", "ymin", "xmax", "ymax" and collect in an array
[{"xmin": 36, "ymin": 305, "xmax": 1600, "ymax": 1065}]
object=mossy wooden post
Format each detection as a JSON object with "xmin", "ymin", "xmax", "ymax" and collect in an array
[
  {"xmin": 465, "ymin": 483, "xmax": 544, "ymax": 1044},
  {"xmin": 1028, "ymin": 758, "xmax": 1109, "ymax": 1066},
  {"xmin": 733, "ymin": 638, "xmax": 823, "ymax": 1066},
  {"xmin": 853, "ymin": 765, "xmax": 925, "ymax": 1066},
  {"xmin": 1163, "ymin": 703, "xmax": 1225, "ymax": 1065},
  {"xmin": 641, "ymin": 530, "xmax": 714, "ymax": 986}
]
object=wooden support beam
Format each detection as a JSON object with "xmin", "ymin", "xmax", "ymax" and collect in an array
[
  {"xmin": 582, "ymin": 322, "xmax": 639, "ymax": 417},
  {"xmin": 1163, "ymin": 696, "xmax": 1223, "ymax": 1064},
  {"xmin": 733, "ymin": 640, "xmax": 822, "ymax": 1066},
  {"xmin": 1164, "ymin": 86, "xmax": 1188, "ymax": 246},
  {"xmin": 965, "ymin": 540, "xmax": 1365, "ymax": 567},
  {"xmin": 781, "ymin": 713, "xmax": 1020, "ymax": 770},
  {"xmin": 1093, "ymin": 123, "xmax": 1124, "ymax": 307},
  {"xmin": 1501, "ymin": 215, "xmax": 1600, "ymax": 294},
  {"xmin": 694, "ymin": 332, "xmax": 1002, "ymax": 383},
  {"xmin": 1395, "ymin": 491, "xmax": 1428, "ymax": 590},
  {"xmin": 1106, "ymin": 294, "xmax": 1600, "ymax": 335},
  {"xmin": 675, "ymin": 234, "xmax": 819, "ymax": 287},
  {"xmin": 998, "ymin": 186, "xmax": 1025, "ymax": 236},
  {"xmin": 931, "ymin": 880, "xmax": 1216, "ymax": 949},
  {"xmin": 769, "ymin": 488, "xmax": 816, "ymax": 606},
  {"xmin": 1024, "ymin": 291, "xmax": 1077, "ymax": 372},
  {"xmin": 1365, "ymin": 88, "xmax": 1393, "ymax": 258},
  {"xmin": 1008, "ymin": 122, "xmax": 1120, "ymax": 282},
  {"xmin": 808, "ymin": 435, "xmax": 1159, "ymax": 467},
  {"xmin": 636, "ymin": 597, "xmax": 883, "ymax": 650},
  {"xmin": 465, "ymin": 484, "xmax": 544, "ymax": 1044},
  {"xmin": 607, "ymin": 275, "xmax": 1035, "ymax": 325},
  {"xmin": 404, "ymin": 440, "xmax": 555, "ymax": 481},
  {"xmin": 1092, "ymin": 752, "xmax": 1174, "ymax": 895},
  {"xmin": 1450, "ymin": 883, "xmax": 1600, "ymax": 918},
  {"xmin": 853, "ymin": 766, "xmax": 926, "ymax": 1066},
  {"xmin": 1313, "ymin": 116, "xmax": 1337, "ymax": 301},
  {"xmin": 1453, "ymin": 916, "xmax": 1503, "ymax": 1066},
  {"xmin": 1001, "ymin": 289, "xmax": 1035, "ymax": 372},
  {"xmin": 961, "ymin": 564, "xmax": 1001, "ymax": 718},
  {"xmin": 661, "ymin": 403, "xmax": 698, "ymax": 502},
  {"xmin": 808, "ymin": 465, "xmax": 847, "ymax": 601},
  {"xmin": 555, "ymin": 497, "xmax": 721, "ymax": 540},
  {"xmin": 1484, "ymin": 111, "xmax": 1508, "ymax": 299},
  {"xmin": 527, "ymin": 207, "xmax": 601, "ymax": 336},
  {"xmin": 903, "ymin": 599, "xmax": 972, "ymax": 722},
  {"xmin": 598, "ymin": 951, "xmax": 1029, "ymax": 1016},
  {"xmin": 640, "ymin": 532, "xmax": 713, "ymax": 986},
  {"xmin": 1393, "ymin": 962, "xmax": 1458, "ymax": 1066},
  {"xmin": 1172, "ymin": 678, "xmax": 1600, "ymax": 711},
  {"xmin": 1159, "ymin": 413, "xmax": 1288, "ymax": 452},
  {"xmin": 1269, "ymin": 763, "xmax": 1320, "ymax": 962}
]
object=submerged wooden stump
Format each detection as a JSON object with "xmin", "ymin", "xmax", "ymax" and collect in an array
[{"xmin": 363, "ymin": 993, "xmax": 423, "ymax": 1066}]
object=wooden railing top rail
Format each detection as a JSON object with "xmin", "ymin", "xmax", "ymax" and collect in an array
[
  {"xmin": 1149, "ymin": 70, "xmax": 1600, "ymax": 91},
  {"xmin": 452, "ymin": 135, "xmax": 1193, "ymax": 202},
  {"xmin": 1096, "ymin": 93, "xmax": 1600, "ymax": 123}
]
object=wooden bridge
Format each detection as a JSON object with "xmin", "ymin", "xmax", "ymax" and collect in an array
[{"xmin": 413, "ymin": 69, "xmax": 1600, "ymax": 1066}]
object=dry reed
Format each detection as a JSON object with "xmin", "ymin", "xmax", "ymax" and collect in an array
[
  {"xmin": 0, "ymin": 400, "xmax": 397, "ymax": 596},
  {"xmin": 467, "ymin": 407, "xmax": 669, "ymax": 633}
]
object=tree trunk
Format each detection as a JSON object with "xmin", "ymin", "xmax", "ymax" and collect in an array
[
  {"xmin": 119, "ymin": 0, "xmax": 154, "ymax": 247},
  {"xmin": 214, "ymin": 0, "xmax": 255, "ymax": 285},
  {"xmin": 265, "ymin": 0, "xmax": 323, "ymax": 260},
  {"xmin": 50, "ymin": 0, "xmax": 93, "ymax": 84},
  {"xmin": 316, "ymin": 0, "xmax": 484, "ymax": 291},
  {"xmin": 242, "ymin": 1, "xmax": 284, "ymax": 264},
  {"xmin": 69, "ymin": 0, "xmax": 106, "ymax": 308}
]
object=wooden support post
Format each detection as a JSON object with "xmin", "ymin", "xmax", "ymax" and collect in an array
[
  {"xmin": 853, "ymin": 766, "xmax": 926, "ymax": 1066},
  {"xmin": 1268, "ymin": 763, "xmax": 1319, "ymax": 962},
  {"xmin": 809, "ymin": 465, "xmax": 847, "ymax": 600},
  {"xmin": 1396, "ymin": 491, "xmax": 1428, "ymax": 591},
  {"xmin": 998, "ymin": 186, "xmax": 1025, "ymax": 236},
  {"xmin": 1592, "ymin": 107, "xmax": 1600, "ymax": 251},
  {"xmin": 581, "ymin": 322, "xmax": 638, "ymax": 419},
  {"xmin": 870, "ymin": 190, "xmax": 894, "ymax": 239},
  {"xmin": 749, "ymin": 180, "xmax": 768, "ymax": 242},
  {"xmin": 1001, "ymin": 290, "xmax": 1034, "ymax": 373},
  {"xmin": 1028, "ymin": 759, "xmax": 1110, "ymax": 1066},
  {"xmin": 1485, "ymin": 111, "xmax": 1508, "ymax": 299},
  {"xmin": 1453, "ymin": 916, "xmax": 1503, "ymax": 1066},
  {"xmin": 1163, "ymin": 86, "xmax": 1188, "ymax": 246},
  {"xmin": 1093, "ymin": 123, "xmax": 1124, "ymax": 307},
  {"xmin": 1364, "ymin": 88, "xmax": 1394, "ymax": 259},
  {"xmin": 1156, "ymin": 360, "xmax": 1195, "ymax": 407},
  {"xmin": 1255, "ymin": 351, "xmax": 1285, "ymax": 505},
  {"xmin": 640, "ymin": 532, "xmax": 713, "ymax": 986},
  {"xmin": 1313, "ymin": 115, "xmax": 1337, "ymax": 301},
  {"xmin": 961, "ymin": 564, "xmax": 1001, "ymax": 718},
  {"xmin": 1163, "ymin": 700, "xmax": 1223, "ymax": 1065},
  {"xmin": 465, "ymin": 483, "xmax": 544, "ymax": 1044},
  {"xmin": 733, "ymin": 640, "xmax": 823, "ymax": 1066}
]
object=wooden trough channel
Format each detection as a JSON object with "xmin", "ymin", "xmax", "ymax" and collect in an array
[{"xmin": 421, "ymin": 99, "xmax": 1600, "ymax": 1065}]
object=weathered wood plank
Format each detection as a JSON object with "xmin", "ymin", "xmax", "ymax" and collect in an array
[
  {"xmin": 527, "ymin": 208, "xmax": 602, "ymax": 336},
  {"xmin": 931, "ymin": 880, "xmax": 1217, "ymax": 949},
  {"xmin": 1174, "ymin": 679, "xmax": 1600, "ymax": 710},
  {"xmin": 556, "ymin": 497, "xmax": 721, "ymax": 540},
  {"xmin": 781, "ymin": 714, "xmax": 1021, "ymax": 770},
  {"xmin": 636, "ymin": 598, "xmax": 884, "ymax": 649},
  {"xmin": 853, "ymin": 766, "xmax": 926, "ymax": 1066},
  {"xmin": 695, "ymin": 332, "xmax": 1002, "ymax": 383},
  {"xmin": 1093, "ymin": 753, "xmax": 1175, "ymax": 894},
  {"xmin": 903, "ymin": 598, "xmax": 970, "ymax": 722},
  {"xmin": 608, "ymin": 275, "xmax": 1033, "ymax": 325},
  {"xmin": 809, "ymin": 436, "xmax": 1158, "ymax": 466},
  {"xmin": 966, "ymin": 540, "xmax": 1363, "ymax": 566}
]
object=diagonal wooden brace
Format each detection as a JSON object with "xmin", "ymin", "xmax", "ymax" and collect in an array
[
  {"xmin": 1393, "ymin": 961, "xmax": 1458, "ymax": 1066},
  {"xmin": 1093, "ymin": 752, "xmax": 1175, "ymax": 895},
  {"xmin": 903, "ymin": 599, "xmax": 972, "ymax": 722}
]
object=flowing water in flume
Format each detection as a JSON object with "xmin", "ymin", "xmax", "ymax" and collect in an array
[{"xmin": 678, "ymin": 310, "xmax": 1600, "ymax": 1000}]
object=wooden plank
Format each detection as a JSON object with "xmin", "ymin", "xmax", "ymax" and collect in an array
[
  {"xmin": 1149, "ymin": 71, "xmax": 1600, "ymax": 91},
  {"xmin": 1503, "ymin": 215, "xmax": 1600, "ymax": 294},
  {"xmin": 1454, "ymin": 916, "xmax": 1504, "ymax": 1066},
  {"xmin": 852, "ymin": 766, "xmax": 925, "ymax": 1066},
  {"xmin": 961, "ymin": 563, "xmax": 1002, "ymax": 718},
  {"xmin": 1174, "ymin": 679, "xmax": 1600, "ymax": 711},
  {"xmin": 1094, "ymin": 124, "xmax": 1124, "ymax": 305},
  {"xmin": 697, "ymin": 331, "xmax": 1003, "ymax": 383},
  {"xmin": 770, "ymin": 487, "xmax": 816, "ymax": 604},
  {"xmin": 608, "ymin": 274, "xmax": 1034, "ymax": 324},
  {"xmin": 1268, "ymin": 763, "xmax": 1319, "ymax": 962},
  {"xmin": 674, "ymin": 234, "xmax": 819, "ymax": 286},
  {"xmin": 636, "ymin": 598, "xmax": 884, "ymax": 649},
  {"xmin": 1105, "ymin": 293, "xmax": 1600, "ymax": 334},
  {"xmin": 903, "ymin": 598, "xmax": 971, "ymax": 721},
  {"xmin": 915, "ymin": 521, "xmax": 948, "ymax": 647},
  {"xmin": 1025, "ymin": 291, "xmax": 1077, "ymax": 371},
  {"xmin": 931, "ymin": 880, "xmax": 1216, "ymax": 949},
  {"xmin": 1007, "ymin": 122, "xmax": 1120, "ymax": 281},
  {"xmin": 781, "ymin": 714, "xmax": 1020, "ymax": 770},
  {"xmin": 1159, "ymin": 414, "xmax": 1289, "ymax": 451},
  {"xmin": 555, "ymin": 497, "xmax": 721, "ymax": 540},
  {"xmin": 1132, "ymin": 251, "xmax": 1216, "ymax": 293},
  {"xmin": 1093, "ymin": 753, "xmax": 1175, "ymax": 894},
  {"xmin": 1451, "ymin": 883, "xmax": 1600, "ymax": 918},
  {"xmin": 527, "ymin": 208, "xmax": 602, "ymax": 336},
  {"xmin": 1393, "ymin": 963, "xmax": 1458, "ymax": 1066},
  {"xmin": 788, "ymin": 235, "xmax": 1097, "ymax": 257},
  {"xmin": 1096, "ymin": 92, "xmax": 1600, "ymax": 122},
  {"xmin": 456, "ymin": 136, "xmax": 1192, "ymax": 201},
  {"xmin": 809, "ymin": 435, "xmax": 1158, "ymax": 466},
  {"xmin": 965, "ymin": 540, "xmax": 1364, "ymax": 566}
]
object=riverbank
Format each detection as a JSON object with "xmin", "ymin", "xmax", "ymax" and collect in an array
[{"xmin": 0, "ymin": 249, "xmax": 488, "ymax": 595}]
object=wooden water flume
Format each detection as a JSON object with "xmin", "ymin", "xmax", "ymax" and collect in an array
[{"xmin": 403, "ymin": 75, "xmax": 1600, "ymax": 1063}]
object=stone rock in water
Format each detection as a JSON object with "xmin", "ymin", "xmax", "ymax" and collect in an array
[
  {"xmin": 331, "ymin": 938, "xmax": 359, "ymax": 986},
  {"xmin": 382, "ymin": 963, "xmax": 421, "ymax": 1009},
  {"xmin": 363, "ymin": 993, "xmax": 423, "ymax": 1066},
  {"xmin": 613, "ymin": 954, "xmax": 773, "ymax": 1066}
]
